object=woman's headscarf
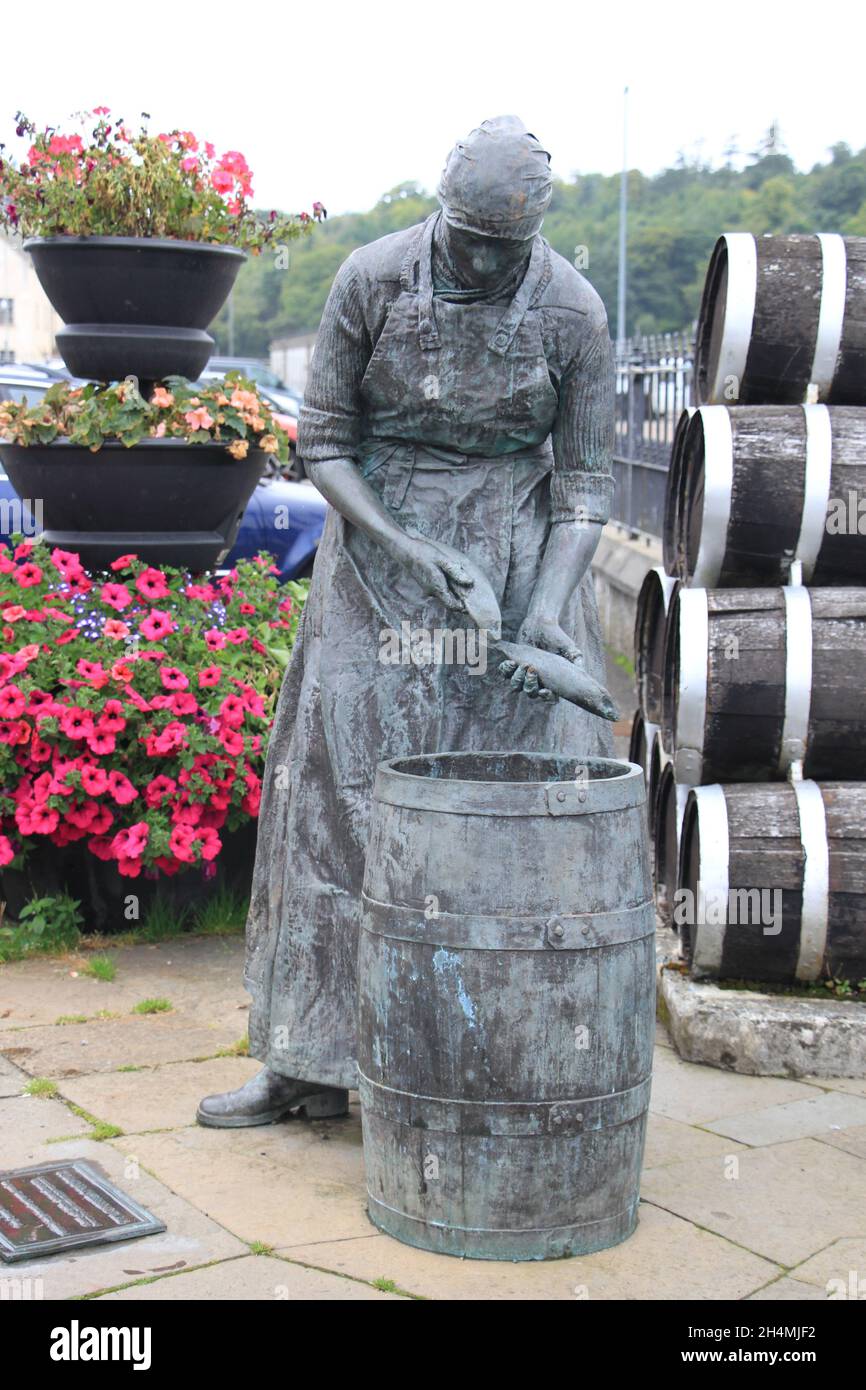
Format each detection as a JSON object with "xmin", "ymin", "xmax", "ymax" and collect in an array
[{"xmin": 437, "ymin": 115, "xmax": 552, "ymax": 241}]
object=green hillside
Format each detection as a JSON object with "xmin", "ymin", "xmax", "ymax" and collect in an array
[{"xmin": 212, "ymin": 138, "xmax": 866, "ymax": 358}]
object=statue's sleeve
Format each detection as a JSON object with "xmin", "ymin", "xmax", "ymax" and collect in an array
[
  {"xmin": 549, "ymin": 316, "xmax": 615, "ymax": 525},
  {"xmin": 297, "ymin": 257, "xmax": 372, "ymax": 464}
]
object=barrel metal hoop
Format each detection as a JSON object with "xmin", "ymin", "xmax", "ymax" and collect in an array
[
  {"xmin": 366, "ymin": 1191, "xmax": 639, "ymax": 1243},
  {"xmin": 792, "ymin": 779, "xmax": 829, "ymax": 982},
  {"xmin": 674, "ymin": 588, "xmax": 708, "ymax": 784},
  {"xmin": 809, "ymin": 233, "xmax": 846, "ymax": 400},
  {"xmin": 796, "ymin": 405, "xmax": 833, "ymax": 581},
  {"xmin": 373, "ymin": 755, "xmax": 646, "ymax": 817},
  {"xmin": 358, "ymin": 1071, "xmax": 653, "ymax": 1138},
  {"xmin": 361, "ymin": 893, "xmax": 656, "ymax": 951},
  {"xmin": 710, "ymin": 232, "xmax": 757, "ymax": 402},
  {"xmin": 779, "ymin": 585, "xmax": 813, "ymax": 773},
  {"xmin": 691, "ymin": 784, "xmax": 730, "ymax": 977},
  {"xmin": 692, "ymin": 406, "xmax": 733, "ymax": 587}
]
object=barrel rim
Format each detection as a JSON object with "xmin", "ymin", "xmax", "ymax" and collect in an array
[
  {"xmin": 373, "ymin": 750, "xmax": 646, "ymax": 816},
  {"xmin": 634, "ymin": 566, "xmax": 678, "ymax": 721}
]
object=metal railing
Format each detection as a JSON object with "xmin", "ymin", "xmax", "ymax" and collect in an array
[{"xmin": 611, "ymin": 331, "xmax": 694, "ymax": 538}]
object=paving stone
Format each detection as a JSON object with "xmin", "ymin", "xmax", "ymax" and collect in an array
[
  {"xmin": 703, "ymin": 1091, "xmax": 866, "ymax": 1147},
  {"xmin": 280, "ymin": 1201, "xmax": 777, "ymax": 1301},
  {"xmin": 0, "ymin": 937, "xmax": 247, "ymax": 1032},
  {"xmin": 649, "ymin": 1045, "xmax": 819, "ymax": 1126},
  {"xmin": 0, "ymin": 1094, "xmax": 91, "ymax": 1161},
  {"xmin": 643, "ymin": 1113, "xmax": 748, "ymax": 1169},
  {"xmin": 0, "ymin": 1014, "xmax": 243, "ymax": 1079},
  {"xmin": 111, "ymin": 1103, "xmax": 372, "ymax": 1248},
  {"xmin": 804, "ymin": 1076, "xmax": 866, "ymax": 1098},
  {"xmin": 747, "ymin": 1277, "xmax": 830, "ymax": 1301},
  {"xmin": 97, "ymin": 1253, "xmax": 402, "ymax": 1300},
  {"xmin": 788, "ymin": 1238, "xmax": 866, "ymax": 1297},
  {"xmin": 641, "ymin": 1138, "xmax": 866, "ymax": 1267},
  {"xmin": 0, "ymin": 1138, "xmax": 246, "ymax": 1298},
  {"xmin": 59, "ymin": 1057, "xmax": 261, "ymax": 1134},
  {"xmin": 816, "ymin": 1125, "xmax": 866, "ymax": 1161},
  {"xmin": 0, "ymin": 1052, "xmax": 27, "ymax": 1098}
]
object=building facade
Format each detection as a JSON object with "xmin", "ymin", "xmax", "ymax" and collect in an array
[{"xmin": 0, "ymin": 233, "xmax": 62, "ymax": 365}]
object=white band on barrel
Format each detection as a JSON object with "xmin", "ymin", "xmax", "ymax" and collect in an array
[
  {"xmin": 796, "ymin": 405, "xmax": 833, "ymax": 581},
  {"xmin": 809, "ymin": 234, "xmax": 846, "ymax": 401},
  {"xmin": 692, "ymin": 406, "xmax": 733, "ymax": 587},
  {"xmin": 792, "ymin": 779, "xmax": 829, "ymax": 981},
  {"xmin": 674, "ymin": 588, "xmax": 708, "ymax": 784},
  {"xmin": 710, "ymin": 233, "xmax": 757, "ymax": 402},
  {"xmin": 779, "ymin": 585, "xmax": 813, "ymax": 773},
  {"xmin": 692, "ymin": 784, "xmax": 730, "ymax": 977}
]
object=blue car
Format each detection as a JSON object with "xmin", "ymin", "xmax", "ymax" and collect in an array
[{"xmin": 0, "ymin": 368, "xmax": 325, "ymax": 582}]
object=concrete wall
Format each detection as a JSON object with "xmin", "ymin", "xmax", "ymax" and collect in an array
[{"xmin": 591, "ymin": 524, "xmax": 663, "ymax": 665}]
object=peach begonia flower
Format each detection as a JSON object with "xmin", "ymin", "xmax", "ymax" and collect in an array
[
  {"xmin": 185, "ymin": 408, "xmax": 214, "ymax": 432},
  {"xmin": 227, "ymin": 439, "xmax": 249, "ymax": 460},
  {"xmin": 151, "ymin": 387, "xmax": 174, "ymax": 408}
]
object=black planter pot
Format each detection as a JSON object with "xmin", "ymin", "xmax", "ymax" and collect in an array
[
  {"xmin": 24, "ymin": 236, "xmax": 245, "ymax": 382},
  {"xmin": 0, "ymin": 821, "xmax": 257, "ymax": 935},
  {"xmin": 0, "ymin": 438, "xmax": 265, "ymax": 571}
]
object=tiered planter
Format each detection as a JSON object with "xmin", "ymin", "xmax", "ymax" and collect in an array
[
  {"xmin": 0, "ymin": 234, "xmax": 265, "ymax": 571},
  {"xmin": 1, "ymin": 439, "xmax": 265, "ymax": 572},
  {"xmin": 25, "ymin": 236, "xmax": 244, "ymax": 383}
]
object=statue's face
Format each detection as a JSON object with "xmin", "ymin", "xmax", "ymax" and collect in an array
[{"xmin": 442, "ymin": 222, "xmax": 532, "ymax": 290}]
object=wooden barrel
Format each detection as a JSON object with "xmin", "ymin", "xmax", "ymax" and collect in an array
[
  {"xmin": 635, "ymin": 566, "xmax": 678, "ymax": 724},
  {"xmin": 358, "ymin": 751, "xmax": 655, "ymax": 1261},
  {"xmin": 629, "ymin": 708, "xmax": 667, "ymax": 839},
  {"xmin": 668, "ymin": 404, "xmax": 866, "ymax": 587},
  {"xmin": 653, "ymin": 761, "xmax": 691, "ymax": 929},
  {"xmin": 662, "ymin": 585, "xmax": 866, "ymax": 784},
  {"xmin": 678, "ymin": 781, "xmax": 866, "ymax": 984},
  {"xmin": 695, "ymin": 233, "xmax": 866, "ymax": 406},
  {"xmin": 662, "ymin": 406, "xmax": 696, "ymax": 577}
]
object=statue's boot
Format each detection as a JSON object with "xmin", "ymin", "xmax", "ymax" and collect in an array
[{"xmin": 196, "ymin": 1066, "xmax": 349, "ymax": 1128}]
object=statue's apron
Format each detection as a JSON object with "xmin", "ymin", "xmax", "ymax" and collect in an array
[{"xmin": 245, "ymin": 214, "xmax": 613, "ymax": 1089}]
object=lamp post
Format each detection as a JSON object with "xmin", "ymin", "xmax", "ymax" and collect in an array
[{"xmin": 616, "ymin": 85, "xmax": 629, "ymax": 351}]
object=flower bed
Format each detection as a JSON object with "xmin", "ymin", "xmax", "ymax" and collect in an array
[{"xmin": 0, "ymin": 542, "xmax": 305, "ymax": 888}]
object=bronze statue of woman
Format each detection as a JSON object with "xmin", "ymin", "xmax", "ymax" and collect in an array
[{"xmin": 198, "ymin": 116, "xmax": 616, "ymax": 1126}]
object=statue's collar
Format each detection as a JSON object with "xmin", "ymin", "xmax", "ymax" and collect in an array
[{"xmin": 402, "ymin": 212, "xmax": 551, "ymax": 356}]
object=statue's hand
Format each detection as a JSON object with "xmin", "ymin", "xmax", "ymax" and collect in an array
[
  {"xmin": 393, "ymin": 533, "xmax": 474, "ymax": 612},
  {"xmin": 498, "ymin": 616, "xmax": 581, "ymax": 701}
]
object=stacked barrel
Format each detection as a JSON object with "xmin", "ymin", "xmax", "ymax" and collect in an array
[{"xmin": 633, "ymin": 232, "xmax": 866, "ymax": 987}]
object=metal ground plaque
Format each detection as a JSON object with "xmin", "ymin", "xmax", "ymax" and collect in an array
[{"xmin": 0, "ymin": 1160, "xmax": 165, "ymax": 1262}]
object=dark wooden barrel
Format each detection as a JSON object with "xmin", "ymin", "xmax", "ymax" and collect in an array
[
  {"xmin": 668, "ymin": 404, "xmax": 866, "ymax": 587},
  {"xmin": 662, "ymin": 585, "xmax": 866, "ymax": 784},
  {"xmin": 653, "ymin": 761, "xmax": 690, "ymax": 929},
  {"xmin": 662, "ymin": 406, "xmax": 696, "ymax": 577},
  {"xmin": 629, "ymin": 708, "xmax": 666, "ymax": 839},
  {"xmin": 695, "ymin": 233, "xmax": 866, "ymax": 406},
  {"xmin": 678, "ymin": 780, "xmax": 866, "ymax": 984},
  {"xmin": 635, "ymin": 566, "xmax": 678, "ymax": 724},
  {"xmin": 358, "ymin": 751, "xmax": 655, "ymax": 1261}
]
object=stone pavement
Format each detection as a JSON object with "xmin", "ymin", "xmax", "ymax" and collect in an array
[{"xmin": 1, "ymin": 937, "xmax": 865, "ymax": 1301}]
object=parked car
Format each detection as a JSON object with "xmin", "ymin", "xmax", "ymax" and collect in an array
[
  {"xmin": 203, "ymin": 356, "xmax": 294, "ymax": 397},
  {"xmin": 0, "ymin": 370, "xmax": 325, "ymax": 582}
]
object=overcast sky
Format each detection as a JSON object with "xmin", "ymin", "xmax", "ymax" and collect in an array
[{"xmin": 7, "ymin": 1, "xmax": 863, "ymax": 216}]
